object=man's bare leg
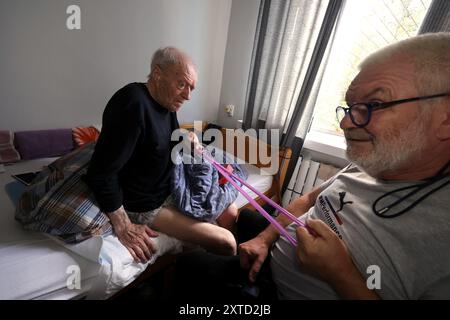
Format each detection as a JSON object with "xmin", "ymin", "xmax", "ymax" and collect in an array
[
  {"xmin": 152, "ymin": 206, "xmax": 237, "ymax": 256},
  {"xmin": 216, "ymin": 203, "xmax": 238, "ymax": 234}
]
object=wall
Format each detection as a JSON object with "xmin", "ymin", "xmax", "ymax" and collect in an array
[
  {"xmin": 217, "ymin": 0, "xmax": 260, "ymax": 129},
  {"xmin": 0, "ymin": 0, "xmax": 231, "ymax": 131}
]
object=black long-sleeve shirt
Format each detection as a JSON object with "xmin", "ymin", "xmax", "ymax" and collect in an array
[{"xmin": 84, "ymin": 83, "xmax": 179, "ymax": 213}]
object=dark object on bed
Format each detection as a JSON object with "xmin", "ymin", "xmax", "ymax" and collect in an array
[{"xmin": 11, "ymin": 171, "xmax": 41, "ymax": 186}]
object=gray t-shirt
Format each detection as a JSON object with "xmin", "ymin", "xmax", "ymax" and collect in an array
[{"xmin": 271, "ymin": 165, "xmax": 450, "ymax": 299}]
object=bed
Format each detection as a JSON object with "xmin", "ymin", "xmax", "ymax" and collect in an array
[
  {"xmin": 0, "ymin": 126, "xmax": 291, "ymax": 300},
  {"xmin": 0, "ymin": 157, "xmax": 184, "ymax": 300}
]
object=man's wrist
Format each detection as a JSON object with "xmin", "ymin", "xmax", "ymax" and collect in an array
[
  {"xmin": 259, "ymin": 226, "xmax": 280, "ymax": 247},
  {"xmin": 106, "ymin": 206, "xmax": 130, "ymax": 230}
]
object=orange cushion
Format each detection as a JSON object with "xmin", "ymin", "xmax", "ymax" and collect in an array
[{"xmin": 72, "ymin": 127, "xmax": 100, "ymax": 148}]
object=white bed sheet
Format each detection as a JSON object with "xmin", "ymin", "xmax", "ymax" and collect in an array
[
  {"xmin": 234, "ymin": 164, "xmax": 273, "ymax": 209},
  {"xmin": 0, "ymin": 158, "xmax": 182, "ymax": 300}
]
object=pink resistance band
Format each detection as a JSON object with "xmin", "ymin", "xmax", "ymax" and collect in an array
[{"xmin": 201, "ymin": 150, "xmax": 310, "ymax": 246}]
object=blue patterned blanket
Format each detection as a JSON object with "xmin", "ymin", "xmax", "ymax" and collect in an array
[{"xmin": 171, "ymin": 150, "xmax": 248, "ymax": 221}]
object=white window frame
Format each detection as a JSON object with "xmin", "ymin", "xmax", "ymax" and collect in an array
[{"xmin": 303, "ymin": 129, "xmax": 349, "ymax": 168}]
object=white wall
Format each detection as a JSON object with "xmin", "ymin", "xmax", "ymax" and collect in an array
[
  {"xmin": 0, "ymin": 0, "xmax": 231, "ymax": 131},
  {"xmin": 217, "ymin": 0, "xmax": 260, "ymax": 128}
]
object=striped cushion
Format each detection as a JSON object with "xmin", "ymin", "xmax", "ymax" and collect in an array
[
  {"xmin": 0, "ymin": 130, "xmax": 21, "ymax": 163},
  {"xmin": 15, "ymin": 142, "xmax": 111, "ymax": 243}
]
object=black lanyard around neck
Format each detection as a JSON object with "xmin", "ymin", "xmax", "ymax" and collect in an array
[{"xmin": 372, "ymin": 161, "xmax": 450, "ymax": 218}]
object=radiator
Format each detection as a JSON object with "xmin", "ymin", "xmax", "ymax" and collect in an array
[{"xmin": 282, "ymin": 157, "xmax": 341, "ymax": 207}]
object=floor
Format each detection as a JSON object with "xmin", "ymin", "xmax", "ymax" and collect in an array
[{"xmin": 112, "ymin": 269, "xmax": 170, "ymax": 300}]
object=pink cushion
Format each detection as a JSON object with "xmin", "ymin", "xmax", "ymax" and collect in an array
[
  {"xmin": 15, "ymin": 129, "xmax": 74, "ymax": 160},
  {"xmin": 0, "ymin": 130, "xmax": 21, "ymax": 163}
]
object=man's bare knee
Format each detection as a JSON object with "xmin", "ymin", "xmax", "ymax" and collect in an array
[{"xmin": 214, "ymin": 229, "xmax": 237, "ymax": 256}]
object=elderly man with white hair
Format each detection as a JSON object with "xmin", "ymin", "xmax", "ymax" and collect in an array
[{"xmin": 85, "ymin": 47, "xmax": 238, "ymax": 264}]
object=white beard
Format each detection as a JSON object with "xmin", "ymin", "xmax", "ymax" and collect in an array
[{"xmin": 346, "ymin": 115, "xmax": 429, "ymax": 178}]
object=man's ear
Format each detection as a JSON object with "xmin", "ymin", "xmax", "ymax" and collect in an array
[
  {"xmin": 152, "ymin": 66, "xmax": 162, "ymax": 81},
  {"xmin": 436, "ymin": 103, "xmax": 450, "ymax": 140}
]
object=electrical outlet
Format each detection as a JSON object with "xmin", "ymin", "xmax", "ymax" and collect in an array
[{"xmin": 225, "ymin": 104, "xmax": 235, "ymax": 117}]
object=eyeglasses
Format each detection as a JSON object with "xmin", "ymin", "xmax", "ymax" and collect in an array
[{"xmin": 336, "ymin": 92, "xmax": 450, "ymax": 128}]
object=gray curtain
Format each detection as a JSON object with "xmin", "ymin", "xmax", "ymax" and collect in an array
[
  {"xmin": 281, "ymin": 0, "xmax": 343, "ymax": 147},
  {"xmin": 419, "ymin": 0, "xmax": 450, "ymax": 33},
  {"xmin": 243, "ymin": 0, "xmax": 330, "ymax": 132},
  {"xmin": 243, "ymin": 0, "xmax": 344, "ymax": 148}
]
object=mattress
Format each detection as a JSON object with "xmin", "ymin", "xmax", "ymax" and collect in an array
[
  {"xmin": 234, "ymin": 163, "xmax": 273, "ymax": 209},
  {"xmin": 0, "ymin": 158, "xmax": 182, "ymax": 300}
]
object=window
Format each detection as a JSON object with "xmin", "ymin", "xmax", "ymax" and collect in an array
[{"xmin": 308, "ymin": 0, "xmax": 432, "ymax": 136}]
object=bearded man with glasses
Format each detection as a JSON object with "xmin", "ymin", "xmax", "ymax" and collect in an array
[
  {"xmin": 172, "ymin": 33, "xmax": 450, "ymax": 300},
  {"xmin": 336, "ymin": 70, "xmax": 450, "ymax": 180}
]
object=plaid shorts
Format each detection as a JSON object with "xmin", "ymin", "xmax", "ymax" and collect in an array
[{"xmin": 126, "ymin": 196, "xmax": 175, "ymax": 227}]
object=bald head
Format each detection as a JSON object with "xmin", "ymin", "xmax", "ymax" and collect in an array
[
  {"xmin": 359, "ymin": 32, "xmax": 450, "ymax": 96},
  {"xmin": 149, "ymin": 47, "xmax": 196, "ymax": 78}
]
